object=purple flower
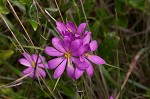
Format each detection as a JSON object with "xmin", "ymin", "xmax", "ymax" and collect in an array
[
  {"xmin": 19, "ymin": 52, "xmax": 48, "ymax": 79},
  {"xmin": 45, "ymin": 21, "xmax": 106, "ymax": 79},
  {"xmin": 56, "ymin": 21, "xmax": 86, "ymax": 36},
  {"xmin": 75, "ymin": 40, "xmax": 106, "ymax": 79},
  {"xmin": 45, "ymin": 36, "xmax": 88, "ymax": 79},
  {"xmin": 110, "ymin": 96, "xmax": 114, "ymax": 99},
  {"xmin": 56, "ymin": 21, "xmax": 91, "ymax": 45}
]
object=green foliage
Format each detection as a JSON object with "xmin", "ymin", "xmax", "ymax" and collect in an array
[
  {"xmin": 28, "ymin": 19, "xmax": 38, "ymax": 31},
  {"xmin": 0, "ymin": 0, "xmax": 9, "ymax": 14},
  {"xmin": 127, "ymin": 0, "xmax": 146, "ymax": 10},
  {"xmin": 0, "ymin": 0, "xmax": 150, "ymax": 98},
  {"xmin": 0, "ymin": 50, "xmax": 14, "ymax": 65}
]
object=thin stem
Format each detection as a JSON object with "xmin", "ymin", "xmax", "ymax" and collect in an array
[
  {"xmin": 6, "ymin": 0, "xmax": 35, "ymax": 47},
  {"xmin": 0, "ymin": 14, "xmax": 25, "ymax": 53},
  {"xmin": 45, "ymin": 10, "xmax": 56, "ymax": 22},
  {"xmin": 53, "ymin": 77, "xmax": 60, "ymax": 91},
  {"xmin": 54, "ymin": 0, "xmax": 64, "ymax": 23},
  {"xmin": 80, "ymin": 0, "xmax": 90, "ymax": 30}
]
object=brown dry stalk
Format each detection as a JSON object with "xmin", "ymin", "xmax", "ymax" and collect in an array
[
  {"xmin": 0, "ymin": 14, "xmax": 25, "ymax": 53},
  {"xmin": 115, "ymin": 48, "xmax": 148, "ymax": 99},
  {"xmin": 54, "ymin": 0, "xmax": 64, "ymax": 23},
  {"xmin": 6, "ymin": 0, "xmax": 34, "ymax": 47}
]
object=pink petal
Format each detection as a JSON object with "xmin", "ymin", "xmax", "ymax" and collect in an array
[
  {"xmin": 45, "ymin": 46, "xmax": 64, "ymax": 56},
  {"xmin": 36, "ymin": 68, "xmax": 46, "ymax": 78},
  {"xmin": 56, "ymin": 21, "xmax": 67, "ymax": 34},
  {"xmin": 66, "ymin": 64, "xmax": 75, "ymax": 79},
  {"xmin": 82, "ymin": 31, "xmax": 91, "ymax": 45},
  {"xmin": 87, "ymin": 55, "xmax": 106, "ymax": 64},
  {"xmin": 54, "ymin": 59, "xmax": 67, "ymax": 79},
  {"xmin": 77, "ymin": 23, "xmax": 86, "ymax": 35},
  {"xmin": 66, "ymin": 21, "xmax": 76, "ymax": 33},
  {"xmin": 71, "ymin": 46, "xmax": 85, "ymax": 56},
  {"xmin": 32, "ymin": 54, "xmax": 45, "ymax": 63},
  {"xmin": 85, "ymin": 59, "xmax": 94, "ymax": 77},
  {"xmin": 110, "ymin": 96, "xmax": 114, "ymax": 99},
  {"xmin": 72, "ymin": 57, "xmax": 89, "ymax": 70},
  {"xmin": 89, "ymin": 40, "xmax": 98, "ymax": 51},
  {"xmin": 75, "ymin": 68, "xmax": 84, "ymax": 79},
  {"xmin": 37, "ymin": 62, "xmax": 48, "ymax": 68},
  {"xmin": 70, "ymin": 39, "xmax": 82, "ymax": 52},
  {"xmin": 79, "ymin": 56, "xmax": 85, "ymax": 62},
  {"xmin": 62, "ymin": 37, "xmax": 71, "ymax": 51},
  {"xmin": 19, "ymin": 58, "xmax": 31, "ymax": 67},
  {"xmin": 22, "ymin": 67, "xmax": 33, "ymax": 77},
  {"xmin": 23, "ymin": 52, "xmax": 32, "ymax": 63},
  {"xmin": 52, "ymin": 37, "xmax": 66, "ymax": 52},
  {"xmin": 76, "ymin": 62, "xmax": 89, "ymax": 70},
  {"xmin": 48, "ymin": 57, "xmax": 65, "ymax": 69}
]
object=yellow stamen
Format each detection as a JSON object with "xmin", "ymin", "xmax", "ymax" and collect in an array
[
  {"xmin": 31, "ymin": 62, "xmax": 36, "ymax": 67},
  {"xmin": 65, "ymin": 52, "xmax": 71, "ymax": 58},
  {"xmin": 85, "ymin": 53, "xmax": 90, "ymax": 58}
]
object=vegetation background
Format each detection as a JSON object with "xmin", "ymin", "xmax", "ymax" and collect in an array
[{"xmin": 0, "ymin": 0, "xmax": 150, "ymax": 99}]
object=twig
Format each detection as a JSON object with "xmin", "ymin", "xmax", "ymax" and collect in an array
[
  {"xmin": 6, "ymin": 0, "xmax": 34, "ymax": 46},
  {"xmin": 54, "ymin": 0, "xmax": 64, "ymax": 22},
  {"xmin": 115, "ymin": 48, "xmax": 149, "ymax": 99},
  {"xmin": 0, "ymin": 14, "xmax": 25, "ymax": 53}
]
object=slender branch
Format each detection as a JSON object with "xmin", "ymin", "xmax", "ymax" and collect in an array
[
  {"xmin": 0, "ymin": 14, "xmax": 25, "ymax": 53},
  {"xmin": 115, "ymin": 48, "xmax": 149, "ymax": 99},
  {"xmin": 6, "ymin": 0, "xmax": 34, "ymax": 46},
  {"xmin": 54, "ymin": 0, "xmax": 64, "ymax": 22}
]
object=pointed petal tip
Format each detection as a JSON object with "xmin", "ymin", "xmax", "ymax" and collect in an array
[
  {"xmin": 77, "ymin": 23, "xmax": 87, "ymax": 35},
  {"xmin": 90, "ymin": 40, "xmax": 98, "ymax": 51},
  {"xmin": 53, "ymin": 59, "xmax": 67, "ymax": 79},
  {"xmin": 75, "ymin": 68, "xmax": 84, "ymax": 79},
  {"xmin": 88, "ymin": 55, "xmax": 106, "ymax": 65},
  {"xmin": 44, "ymin": 46, "xmax": 64, "ymax": 56},
  {"xmin": 19, "ymin": 58, "xmax": 31, "ymax": 67}
]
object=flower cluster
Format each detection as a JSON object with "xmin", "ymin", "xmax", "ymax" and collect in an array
[
  {"xmin": 19, "ymin": 21, "xmax": 106, "ymax": 79},
  {"xmin": 45, "ymin": 21, "xmax": 106, "ymax": 79}
]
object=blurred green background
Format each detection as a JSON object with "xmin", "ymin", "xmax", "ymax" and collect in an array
[{"xmin": 0, "ymin": 0, "xmax": 150, "ymax": 99}]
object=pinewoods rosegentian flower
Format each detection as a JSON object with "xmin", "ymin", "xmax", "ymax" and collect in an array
[
  {"xmin": 74, "ymin": 40, "xmax": 106, "ymax": 79},
  {"xmin": 19, "ymin": 52, "xmax": 48, "ymax": 79},
  {"xmin": 56, "ymin": 21, "xmax": 91, "ymax": 47},
  {"xmin": 56, "ymin": 21, "xmax": 86, "ymax": 36},
  {"xmin": 45, "ymin": 36, "xmax": 88, "ymax": 79},
  {"xmin": 45, "ymin": 21, "xmax": 106, "ymax": 79}
]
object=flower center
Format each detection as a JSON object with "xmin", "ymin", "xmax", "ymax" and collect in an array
[
  {"xmin": 84, "ymin": 53, "xmax": 90, "ymax": 58},
  {"xmin": 65, "ymin": 52, "xmax": 71, "ymax": 58},
  {"xmin": 68, "ymin": 28, "xmax": 72, "ymax": 32},
  {"xmin": 31, "ymin": 62, "xmax": 36, "ymax": 67}
]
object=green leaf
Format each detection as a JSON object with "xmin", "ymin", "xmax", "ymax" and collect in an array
[
  {"xmin": 127, "ymin": 0, "xmax": 145, "ymax": 10},
  {"xmin": 83, "ymin": 0, "xmax": 95, "ymax": 15},
  {"xmin": 115, "ymin": 0, "xmax": 127, "ymax": 14},
  {"xmin": 10, "ymin": 0, "xmax": 26, "ymax": 12},
  {"xmin": 28, "ymin": 19, "xmax": 38, "ymax": 31},
  {"xmin": 0, "ymin": 50, "xmax": 14, "ymax": 65},
  {"xmin": 99, "ymin": 32, "xmax": 120, "ymax": 62},
  {"xmin": 115, "ymin": 15, "xmax": 128, "ymax": 28},
  {"xmin": 0, "ymin": 50, "xmax": 14, "ymax": 60},
  {"xmin": 60, "ymin": 2, "xmax": 74, "ymax": 14},
  {"xmin": 19, "ymin": 0, "xmax": 30, "ymax": 5},
  {"xmin": 102, "ymin": 66, "xmax": 119, "ymax": 87},
  {"xmin": 0, "ymin": 0, "xmax": 9, "ymax": 14}
]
